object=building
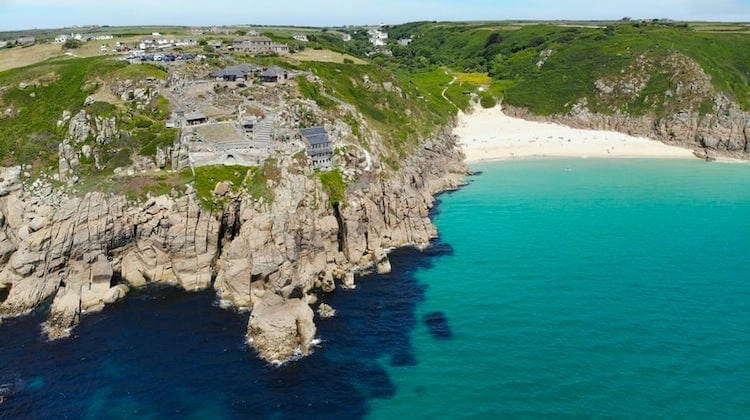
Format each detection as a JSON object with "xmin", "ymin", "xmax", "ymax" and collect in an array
[
  {"xmin": 398, "ymin": 38, "xmax": 412, "ymax": 46},
  {"xmin": 184, "ymin": 111, "xmax": 208, "ymax": 126},
  {"xmin": 233, "ymin": 36, "xmax": 271, "ymax": 53},
  {"xmin": 176, "ymin": 38, "xmax": 197, "ymax": 47},
  {"xmin": 140, "ymin": 36, "xmax": 174, "ymax": 50},
  {"xmin": 17, "ymin": 36, "xmax": 36, "ymax": 46},
  {"xmin": 54, "ymin": 34, "xmax": 70, "ymax": 43},
  {"xmin": 209, "ymin": 63, "xmax": 260, "ymax": 81},
  {"xmin": 342, "ymin": 33, "xmax": 352, "ymax": 42},
  {"xmin": 300, "ymin": 126, "xmax": 333, "ymax": 169},
  {"xmin": 367, "ymin": 28, "xmax": 388, "ymax": 46},
  {"xmin": 260, "ymin": 66, "xmax": 287, "ymax": 83},
  {"xmin": 272, "ymin": 43, "xmax": 290, "ymax": 54},
  {"xmin": 233, "ymin": 36, "xmax": 289, "ymax": 55},
  {"xmin": 293, "ymin": 34, "xmax": 309, "ymax": 42}
]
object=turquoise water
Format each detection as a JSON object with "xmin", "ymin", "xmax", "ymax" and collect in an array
[
  {"xmin": 2, "ymin": 159, "xmax": 749, "ymax": 418},
  {"xmin": 371, "ymin": 159, "xmax": 750, "ymax": 418}
]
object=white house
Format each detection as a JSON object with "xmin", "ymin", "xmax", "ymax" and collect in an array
[
  {"xmin": 176, "ymin": 38, "xmax": 197, "ymax": 47},
  {"xmin": 293, "ymin": 33, "xmax": 309, "ymax": 42},
  {"xmin": 368, "ymin": 28, "xmax": 388, "ymax": 46},
  {"xmin": 55, "ymin": 34, "xmax": 70, "ymax": 43}
]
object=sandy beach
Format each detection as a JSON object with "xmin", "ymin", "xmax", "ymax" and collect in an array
[{"xmin": 455, "ymin": 106, "xmax": 696, "ymax": 162}]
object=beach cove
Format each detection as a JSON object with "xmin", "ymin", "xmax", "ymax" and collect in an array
[{"xmin": 455, "ymin": 105, "xmax": 698, "ymax": 162}]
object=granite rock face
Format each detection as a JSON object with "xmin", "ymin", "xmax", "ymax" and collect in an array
[
  {"xmin": 504, "ymin": 53, "xmax": 749, "ymax": 160},
  {"xmin": 0, "ymin": 127, "xmax": 467, "ymax": 362},
  {"xmin": 505, "ymin": 96, "xmax": 749, "ymax": 160},
  {"xmin": 0, "ymin": 190, "xmax": 220, "ymax": 340}
]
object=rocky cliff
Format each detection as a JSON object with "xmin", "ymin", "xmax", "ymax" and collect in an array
[
  {"xmin": 504, "ymin": 53, "xmax": 750, "ymax": 160},
  {"xmin": 0, "ymin": 128, "xmax": 466, "ymax": 363}
]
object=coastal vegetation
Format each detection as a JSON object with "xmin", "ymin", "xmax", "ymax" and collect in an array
[
  {"xmin": 0, "ymin": 20, "xmax": 747, "ymax": 208},
  {"xmin": 379, "ymin": 21, "xmax": 750, "ymax": 114},
  {"xmin": 318, "ymin": 168, "xmax": 346, "ymax": 206},
  {"xmin": 0, "ymin": 56, "xmax": 170, "ymax": 168},
  {"xmin": 297, "ymin": 61, "xmax": 455, "ymax": 159}
]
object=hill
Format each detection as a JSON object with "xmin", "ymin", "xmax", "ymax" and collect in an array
[{"xmin": 378, "ymin": 21, "xmax": 749, "ymax": 157}]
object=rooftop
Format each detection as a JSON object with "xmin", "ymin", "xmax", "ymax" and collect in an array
[
  {"xmin": 184, "ymin": 111, "xmax": 207, "ymax": 121},
  {"xmin": 300, "ymin": 126, "xmax": 331, "ymax": 146}
]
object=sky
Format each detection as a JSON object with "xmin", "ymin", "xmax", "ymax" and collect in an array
[{"xmin": 0, "ymin": 0, "xmax": 748, "ymax": 31}]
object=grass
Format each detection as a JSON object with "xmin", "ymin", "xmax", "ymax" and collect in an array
[
  {"xmin": 296, "ymin": 75, "xmax": 336, "ymax": 109},
  {"xmin": 76, "ymin": 168, "xmax": 193, "ymax": 201},
  {"xmin": 301, "ymin": 62, "xmax": 455, "ymax": 161},
  {"xmin": 0, "ymin": 56, "xmax": 175, "ymax": 176},
  {"xmin": 291, "ymin": 49, "xmax": 367, "ymax": 64},
  {"xmin": 387, "ymin": 21, "xmax": 750, "ymax": 115},
  {"xmin": 194, "ymin": 165, "xmax": 249, "ymax": 211},
  {"xmin": 0, "ymin": 36, "xmax": 145, "ymax": 73},
  {"xmin": 0, "ymin": 43, "xmax": 64, "ymax": 72},
  {"xmin": 318, "ymin": 168, "xmax": 346, "ymax": 207},
  {"xmin": 0, "ymin": 56, "xmax": 120, "ymax": 166},
  {"xmin": 193, "ymin": 160, "xmax": 276, "ymax": 211},
  {"xmin": 455, "ymin": 72, "xmax": 492, "ymax": 84}
]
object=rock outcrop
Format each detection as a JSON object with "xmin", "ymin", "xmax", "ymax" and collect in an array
[
  {"xmin": 0, "ymin": 125, "xmax": 467, "ymax": 362},
  {"xmin": 0, "ymin": 189, "xmax": 220, "ymax": 340},
  {"xmin": 247, "ymin": 293, "xmax": 316, "ymax": 363},
  {"xmin": 504, "ymin": 53, "xmax": 750, "ymax": 160},
  {"xmin": 505, "ymin": 95, "xmax": 749, "ymax": 160}
]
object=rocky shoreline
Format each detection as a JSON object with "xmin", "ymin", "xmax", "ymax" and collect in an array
[{"xmin": 0, "ymin": 129, "xmax": 467, "ymax": 363}]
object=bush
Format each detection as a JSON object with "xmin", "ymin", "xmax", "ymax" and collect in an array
[{"xmin": 63, "ymin": 39, "xmax": 82, "ymax": 49}]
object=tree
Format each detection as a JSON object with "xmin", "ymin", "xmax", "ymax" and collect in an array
[{"xmin": 63, "ymin": 39, "xmax": 82, "ymax": 49}]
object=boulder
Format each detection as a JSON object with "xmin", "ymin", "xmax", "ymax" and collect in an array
[
  {"xmin": 343, "ymin": 271, "xmax": 356, "ymax": 289},
  {"xmin": 247, "ymin": 293, "xmax": 316, "ymax": 363},
  {"xmin": 46, "ymin": 287, "xmax": 81, "ymax": 340},
  {"xmin": 374, "ymin": 248, "xmax": 391, "ymax": 274},
  {"xmin": 214, "ymin": 180, "xmax": 231, "ymax": 196},
  {"xmin": 90, "ymin": 254, "xmax": 113, "ymax": 285},
  {"xmin": 317, "ymin": 303, "xmax": 336, "ymax": 318},
  {"xmin": 0, "ymin": 166, "xmax": 22, "ymax": 197}
]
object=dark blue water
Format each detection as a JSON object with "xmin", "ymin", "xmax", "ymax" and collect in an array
[{"xmin": 0, "ymin": 245, "xmax": 449, "ymax": 419}]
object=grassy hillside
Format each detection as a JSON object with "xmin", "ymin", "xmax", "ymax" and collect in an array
[
  {"xmin": 296, "ymin": 61, "xmax": 456, "ymax": 162},
  {"xmin": 0, "ymin": 56, "xmax": 173, "ymax": 170},
  {"xmin": 385, "ymin": 21, "xmax": 750, "ymax": 115}
]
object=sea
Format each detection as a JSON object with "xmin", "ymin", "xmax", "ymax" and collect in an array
[{"xmin": 1, "ymin": 158, "xmax": 749, "ymax": 418}]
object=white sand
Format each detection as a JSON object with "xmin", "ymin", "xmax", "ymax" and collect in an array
[{"xmin": 455, "ymin": 106, "xmax": 696, "ymax": 163}]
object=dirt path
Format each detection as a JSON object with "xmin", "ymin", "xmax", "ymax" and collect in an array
[{"xmin": 441, "ymin": 74, "xmax": 460, "ymax": 111}]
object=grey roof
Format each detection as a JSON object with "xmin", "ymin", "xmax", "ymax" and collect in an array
[
  {"xmin": 184, "ymin": 111, "xmax": 207, "ymax": 121},
  {"xmin": 260, "ymin": 66, "xmax": 286, "ymax": 78},
  {"xmin": 245, "ymin": 36, "xmax": 272, "ymax": 43},
  {"xmin": 300, "ymin": 126, "xmax": 330, "ymax": 146},
  {"xmin": 211, "ymin": 63, "xmax": 260, "ymax": 78}
]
